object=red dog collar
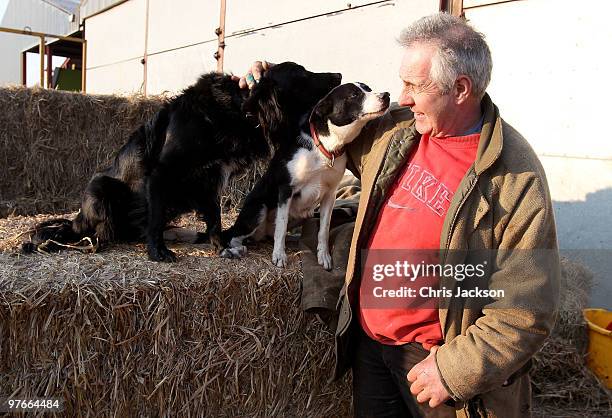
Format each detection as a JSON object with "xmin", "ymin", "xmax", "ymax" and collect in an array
[{"xmin": 309, "ymin": 122, "xmax": 344, "ymax": 167}]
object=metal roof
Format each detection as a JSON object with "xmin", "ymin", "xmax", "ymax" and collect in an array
[
  {"xmin": 1, "ymin": 0, "xmax": 80, "ymax": 40},
  {"xmin": 41, "ymin": 0, "xmax": 80, "ymax": 15}
]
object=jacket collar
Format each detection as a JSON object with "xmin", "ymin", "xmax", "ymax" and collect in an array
[{"xmin": 474, "ymin": 93, "xmax": 503, "ymax": 175}]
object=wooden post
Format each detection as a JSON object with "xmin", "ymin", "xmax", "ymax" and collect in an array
[
  {"xmin": 39, "ymin": 36, "xmax": 45, "ymax": 87},
  {"xmin": 82, "ymin": 40, "xmax": 87, "ymax": 93}
]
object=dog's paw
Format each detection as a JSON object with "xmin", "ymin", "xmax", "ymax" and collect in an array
[
  {"xmin": 272, "ymin": 250, "xmax": 287, "ymax": 268},
  {"xmin": 220, "ymin": 245, "xmax": 247, "ymax": 259},
  {"xmin": 147, "ymin": 245, "xmax": 177, "ymax": 262},
  {"xmin": 317, "ymin": 249, "xmax": 333, "ymax": 271},
  {"xmin": 21, "ymin": 242, "xmax": 37, "ymax": 253}
]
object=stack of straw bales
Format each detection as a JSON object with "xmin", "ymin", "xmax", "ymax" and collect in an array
[
  {"xmin": 1, "ymin": 86, "xmax": 609, "ymax": 416},
  {"xmin": 0, "ymin": 86, "xmax": 264, "ymax": 218},
  {"xmin": 0, "ymin": 86, "xmax": 163, "ymax": 217},
  {"xmin": 0, "ymin": 214, "xmax": 353, "ymax": 416}
]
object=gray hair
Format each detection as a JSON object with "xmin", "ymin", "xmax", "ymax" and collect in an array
[{"xmin": 399, "ymin": 13, "xmax": 492, "ymax": 99}]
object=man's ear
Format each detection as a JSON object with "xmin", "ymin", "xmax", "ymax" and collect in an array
[{"xmin": 454, "ymin": 75, "xmax": 473, "ymax": 104}]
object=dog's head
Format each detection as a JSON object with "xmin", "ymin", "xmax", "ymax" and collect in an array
[
  {"xmin": 310, "ymin": 82, "xmax": 390, "ymax": 144},
  {"xmin": 243, "ymin": 62, "xmax": 342, "ymax": 144}
]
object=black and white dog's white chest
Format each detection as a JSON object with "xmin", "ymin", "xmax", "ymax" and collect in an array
[
  {"xmin": 286, "ymin": 142, "xmax": 347, "ymax": 220},
  {"xmin": 221, "ymin": 81, "xmax": 390, "ymax": 270}
]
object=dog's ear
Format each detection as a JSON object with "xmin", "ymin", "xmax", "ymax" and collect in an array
[
  {"xmin": 313, "ymin": 96, "xmax": 333, "ymax": 121},
  {"xmin": 242, "ymin": 78, "xmax": 287, "ymax": 144}
]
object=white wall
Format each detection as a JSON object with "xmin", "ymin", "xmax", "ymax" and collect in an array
[
  {"xmin": 145, "ymin": 0, "xmax": 218, "ymax": 94},
  {"xmin": 223, "ymin": 0, "xmax": 438, "ymax": 97},
  {"xmin": 465, "ymin": 0, "xmax": 612, "ymax": 308},
  {"xmin": 85, "ymin": 0, "xmax": 146, "ymax": 94},
  {"xmin": 85, "ymin": 0, "xmax": 439, "ymax": 95},
  {"xmin": 464, "ymin": 0, "xmax": 612, "ymax": 246},
  {"xmin": 85, "ymin": 0, "xmax": 216, "ymax": 94}
]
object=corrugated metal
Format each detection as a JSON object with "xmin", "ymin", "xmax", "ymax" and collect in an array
[
  {"xmin": 0, "ymin": 0, "xmax": 80, "ymax": 85},
  {"xmin": 80, "ymin": 0, "xmax": 127, "ymax": 21},
  {"xmin": 42, "ymin": 0, "xmax": 80, "ymax": 14},
  {"xmin": 1, "ymin": 0, "xmax": 79, "ymax": 34}
]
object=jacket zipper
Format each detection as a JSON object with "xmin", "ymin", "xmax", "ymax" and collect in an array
[
  {"xmin": 440, "ymin": 173, "xmax": 479, "ymax": 341},
  {"xmin": 359, "ymin": 134, "xmax": 400, "ymax": 248},
  {"xmin": 442, "ymin": 173, "xmax": 479, "ymax": 264},
  {"xmin": 345, "ymin": 134, "xmax": 397, "ymax": 304}
]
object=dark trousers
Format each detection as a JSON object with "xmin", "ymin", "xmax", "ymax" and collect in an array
[{"xmin": 352, "ymin": 329, "xmax": 456, "ymax": 418}]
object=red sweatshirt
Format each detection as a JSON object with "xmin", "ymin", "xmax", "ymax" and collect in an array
[{"xmin": 359, "ymin": 132, "xmax": 480, "ymax": 349}]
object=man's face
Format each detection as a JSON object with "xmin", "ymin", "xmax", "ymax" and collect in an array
[{"xmin": 398, "ymin": 44, "xmax": 458, "ymax": 137}]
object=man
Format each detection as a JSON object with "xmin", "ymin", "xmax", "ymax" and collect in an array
[{"xmin": 241, "ymin": 12, "xmax": 559, "ymax": 418}]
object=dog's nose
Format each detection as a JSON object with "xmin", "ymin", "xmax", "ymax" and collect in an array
[
  {"xmin": 331, "ymin": 73, "xmax": 342, "ymax": 83},
  {"xmin": 325, "ymin": 72, "xmax": 342, "ymax": 88},
  {"xmin": 380, "ymin": 92, "xmax": 390, "ymax": 107}
]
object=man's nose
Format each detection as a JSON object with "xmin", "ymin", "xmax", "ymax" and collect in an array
[{"xmin": 398, "ymin": 89, "xmax": 414, "ymax": 107}]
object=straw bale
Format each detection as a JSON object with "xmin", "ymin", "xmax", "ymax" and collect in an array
[
  {"xmin": 0, "ymin": 213, "xmax": 352, "ymax": 417},
  {"xmin": 1, "ymin": 216, "xmax": 610, "ymax": 416},
  {"xmin": 530, "ymin": 257, "xmax": 612, "ymax": 417},
  {"xmin": 0, "ymin": 86, "xmax": 266, "ymax": 218}
]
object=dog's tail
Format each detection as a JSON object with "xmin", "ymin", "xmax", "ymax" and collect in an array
[{"xmin": 21, "ymin": 217, "xmax": 95, "ymax": 254}]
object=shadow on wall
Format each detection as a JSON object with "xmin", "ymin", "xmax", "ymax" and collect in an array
[{"xmin": 554, "ymin": 187, "xmax": 612, "ymax": 309}]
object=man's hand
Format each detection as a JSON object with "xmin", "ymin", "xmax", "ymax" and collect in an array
[
  {"xmin": 232, "ymin": 60, "xmax": 273, "ymax": 89},
  {"xmin": 407, "ymin": 346, "xmax": 451, "ymax": 408}
]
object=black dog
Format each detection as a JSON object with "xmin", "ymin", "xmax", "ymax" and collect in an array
[
  {"xmin": 22, "ymin": 62, "xmax": 341, "ymax": 261},
  {"xmin": 221, "ymin": 82, "xmax": 389, "ymax": 268}
]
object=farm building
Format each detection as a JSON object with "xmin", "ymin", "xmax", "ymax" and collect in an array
[
  {"xmin": 0, "ymin": 1, "xmax": 611, "ymax": 416},
  {"xmin": 1, "ymin": 0, "xmax": 610, "ymax": 307}
]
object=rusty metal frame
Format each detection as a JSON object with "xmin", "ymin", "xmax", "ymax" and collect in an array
[
  {"xmin": 439, "ymin": 0, "xmax": 464, "ymax": 16},
  {"xmin": 21, "ymin": 51, "xmax": 27, "ymax": 85},
  {"xmin": 463, "ymin": 0, "xmax": 525, "ymax": 11},
  {"xmin": 215, "ymin": 0, "xmax": 227, "ymax": 73},
  {"xmin": 142, "ymin": 0, "xmax": 150, "ymax": 96},
  {"xmin": 0, "ymin": 26, "xmax": 87, "ymax": 92}
]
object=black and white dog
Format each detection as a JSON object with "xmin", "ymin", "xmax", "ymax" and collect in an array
[
  {"xmin": 221, "ymin": 82, "xmax": 390, "ymax": 269},
  {"xmin": 22, "ymin": 62, "xmax": 341, "ymax": 262}
]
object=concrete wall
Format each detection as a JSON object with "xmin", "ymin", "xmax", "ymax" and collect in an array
[
  {"xmin": 223, "ymin": 0, "xmax": 438, "ymax": 97},
  {"xmin": 145, "ymin": 0, "xmax": 219, "ymax": 94},
  {"xmin": 85, "ymin": 0, "xmax": 146, "ymax": 93},
  {"xmin": 85, "ymin": 0, "xmax": 439, "ymax": 94},
  {"xmin": 464, "ymin": 0, "xmax": 612, "ymax": 308},
  {"xmin": 85, "ymin": 0, "xmax": 220, "ymax": 94}
]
